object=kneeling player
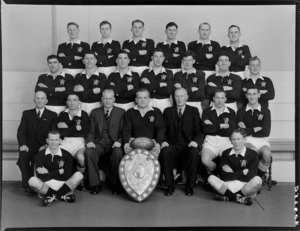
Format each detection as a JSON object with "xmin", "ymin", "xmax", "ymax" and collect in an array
[
  {"xmin": 28, "ymin": 130, "xmax": 83, "ymax": 206},
  {"xmin": 237, "ymin": 86, "xmax": 272, "ymax": 179},
  {"xmin": 201, "ymin": 90, "xmax": 236, "ymax": 178},
  {"xmin": 208, "ymin": 128, "xmax": 262, "ymax": 206}
]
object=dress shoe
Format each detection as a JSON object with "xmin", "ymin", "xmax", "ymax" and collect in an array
[
  {"xmin": 111, "ymin": 185, "xmax": 123, "ymax": 195},
  {"xmin": 185, "ymin": 187, "xmax": 194, "ymax": 196},
  {"xmin": 90, "ymin": 185, "xmax": 102, "ymax": 195},
  {"xmin": 59, "ymin": 194, "xmax": 76, "ymax": 203},
  {"xmin": 164, "ymin": 185, "xmax": 175, "ymax": 196}
]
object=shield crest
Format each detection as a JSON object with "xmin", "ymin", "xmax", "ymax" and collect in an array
[{"xmin": 119, "ymin": 149, "xmax": 160, "ymax": 202}]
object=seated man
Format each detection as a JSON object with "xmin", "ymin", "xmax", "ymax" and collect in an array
[
  {"xmin": 74, "ymin": 52, "xmax": 107, "ymax": 115},
  {"xmin": 156, "ymin": 22, "xmax": 186, "ymax": 75},
  {"xmin": 174, "ymin": 51, "xmax": 206, "ymax": 117},
  {"xmin": 17, "ymin": 91, "xmax": 57, "ymax": 195},
  {"xmin": 107, "ymin": 50, "xmax": 140, "ymax": 111},
  {"xmin": 237, "ymin": 86, "xmax": 272, "ymax": 180},
  {"xmin": 160, "ymin": 88, "xmax": 202, "ymax": 197},
  {"xmin": 35, "ymin": 55, "xmax": 74, "ymax": 115},
  {"xmin": 205, "ymin": 52, "xmax": 242, "ymax": 112},
  {"xmin": 201, "ymin": 90, "xmax": 236, "ymax": 178},
  {"xmin": 57, "ymin": 93, "xmax": 89, "ymax": 179},
  {"xmin": 122, "ymin": 19, "xmax": 155, "ymax": 76},
  {"xmin": 140, "ymin": 48, "xmax": 174, "ymax": 112},
  {"xmin": 57, "ymin": 22, "xmax": 90, "ymax": 77},
  {"xmin": 91, "ymin": 20, "xmax": 121, "ymax": 77},
  {"xmin": 123, "ymin": 88, "xmax": 164, "ymax": 157},
  {"xmin": 85, "ymin": 89, "xmax": 125, "ymax": 195},
  {"xmin": 28, "ymin": 130, "xmax": 83, "ymax": 206},
  {"xmin": 241, "ymin": 56, "xmax": 275, "ymax": 108},
  {"xmin": 208, "ymin": 128, "xmax": 262, "ymax": 206}
]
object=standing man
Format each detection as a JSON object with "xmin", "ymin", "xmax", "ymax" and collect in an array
[
  {"xmin": 140, "ymin": 48, "xmax": 174, "ymax": 112},
  {"xmin": 57, "ymin": 22, "xmax": 90, "ymax": 77},
  {"xmin": 242, "ymin": 56, "xmax": 275, "ymax": 108},
  {"xmin": 17, "ymin": 91, "xmax": 57, "ymax": 195},
  {"xmin": 188, "ymin": 22, "xmax": 220, "ymax": 80},
  {"xmin": 237, "ymin": 87, "xmax": 272, "ymax": 180},
  {"xmin": 156, "ymin": 22, "xmax": 186, "ymax": 75},
  {"xmin": 35, "ymin": 55, "xmax": 74, "ymax": 115},
  {"xmin": 123, "ymin": 88, "xmax": 164, "ymax": 157},
  {"xmin": 74, "ymin": 52, "xmax": 106, "ymax": 115},
  {"xmin": 57, "ymin": 93, "xmax": 89, "ymax": 178},
  {"xmin": 174, "ymin": 51, "xmax": 206, "ymax": 117},
  {"xmin": 85, "ymin": 89, "xmax": 125, "ymax": 195},
  {"xmin": 160, "ymin": 88, "xmax": 202, "ymax": 196},
  {"xmin": 107, "ymin": 50, "xmax": 140, "ymax": 111},
  {"xmin": 201, "ymin": 90, "xmax": 236, "ymax": 179},
  {"xmin": 205, "ymin": 52, "xmax": 242, "ymax": 112},
  {"xmin": 28, "ymin": 130, "xmax": 83, "ymax": 206},
  {"xmin": 221, "ymin": 25, "xmax": 252, "ymax": 79},
  {"xmin": 122, "ymin": 19, "xmax": 155, "ymax": 76},
  {"xmin": 91, "ymin": 21, "xmax": 121, "ymax": 77},
  {"xmin": 207, "ymin": 128, "xmax": 262, "ymax": 206}
]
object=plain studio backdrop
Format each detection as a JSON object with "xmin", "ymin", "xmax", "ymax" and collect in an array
[{"xmin": 1, "ymin": 4, "xmax": 296, "ymax": 182}]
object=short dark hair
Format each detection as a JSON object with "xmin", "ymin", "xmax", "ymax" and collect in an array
[
  {"xmin": 152, "ymin": 48, "xmax": 165, "ymax": 56},
  {"xmin": 231, "ymin": 128, "xmax": 247, "ymax": 138},
  {"xmin": 117, "ymin": 50, "xmax": 130, "ymax": 58},
  {"xmin": 199, "ymin": 22, "xmax": 211, "ymax": 30},
  {"xmin": 99, "ymin": 20, "xmax": 112, "ymax": 29},
  {"xmin": 47, "ymin": 55, "xmax": 60, "ymax": 63},
  {"xmin": 166, "ymin": 22, "xmax": 178, "ymax": 29},
  {"xmin": 246, "ymin": 86, "xmax": 260, "ymax": 93},
  {"xmin": 183, "ymin": 50, "xmax": 195, "ymax": 59},
  {"xmin": 84, "ymin": 51, "xmax": 97, "ymax": 59},
  {"xmin": 249, "ymin": 56, "xmax": 261, "ymax": 65},
  {"xmin": 102, "ymin": 89, "xmax": 115, "ymax": 97},
  {"xmin": 136, "ymin": 88, "xmax": 150, "ymax": 98},
  {"xmin": 228, "ymin": 25, "xmax": 240, "ymax": 32},
  {"xmin": 132, "ymin": 19, "xmax": 144, "ymax": 27},
  {"xmin": 218, "ymin": 51, "xmax": 230, "ymax": 61},
  {"xmin": 214, "ymin": 89, "xmax": 227, "ymax": 98},
  {"xmin": 67, "ymin": 93, "xmax": 80, "ymax": 100},
  {"xmin": 48, "ymin": 130, "xmax": 61, "ymax": 138},
  {"xmin": 67, "ymin": 22, "xmax": 79, "ymax": 28}
]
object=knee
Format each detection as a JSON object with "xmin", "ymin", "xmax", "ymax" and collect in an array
[
  {"xmin": 28, "ymin": 176, "xmax": 39, "ymax": 188},
  {"xmin": 75, "ymin": 152, "xmax": 85, "ymax": 164},
  {"xmin": 261, "ymin": 149, "xmax": 272, "ymax": 163},
  {"xmin": 85, "ymin": 148, "xmax": 96, "ymax": 158},
  {"xmin": 201, "ymin": 151, "xmax": 213, "ymax": 166},
  {"xmin": 207, "ymin": 175, "xmax": 217, "ymax": 185},
  {"xmin": 19, "ymin": 151, "xmax": 30, "ymax": 160},
  {"xmin": 73, "ymin": 172, "xmax": 83, "ymax": 182},
  {"xmin": 112, "ymin": 148, "xmax": 123, "ymax": 160},
  {"xmin": 252, "ymin": 176, "xmax": 263, "ymax": 188}
]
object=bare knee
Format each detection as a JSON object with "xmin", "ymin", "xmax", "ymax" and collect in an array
[
  {"xmin": 201, "ymin": 150, "xmax": 214, "ymax": 166},
  {"xmin": 207, "ymin": 175, "xmax": 217, "ymax": 185},
  {"xmin": 260, "ymin": 149, "xmax": 272, "ymax": 164},
  {"xmin": 75, "ymin": 151, "xmax": 85, "ymax": 165},
  {"xmin": 73, "ymin": 172, "xmax": 83, "ymax": 181}
]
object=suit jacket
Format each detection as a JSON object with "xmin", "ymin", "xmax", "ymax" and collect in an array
[
  {"xmin": 163, "ymin": 105, "xmax": 203, "ymax": 147},
  {"xmin": 86, "ymin": 106, "xmax": 125, "ymax": 145},
  {"xmin": 17, "ymin": 108, "xmax": 58, "ymax": 148}
]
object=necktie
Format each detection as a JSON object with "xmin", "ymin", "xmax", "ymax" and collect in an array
[
  {"xmin": 105, "ymin": 110, "xmax": 109, "ymax": 119},
  {"xmin": 37, "ymin": 110, "xmax": 41, "ymax": 119},
  {"xmin": 178, "ymin": 108, "xmax": 182, "ymax": 118}
]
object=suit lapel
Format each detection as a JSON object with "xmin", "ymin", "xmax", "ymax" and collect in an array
[{"xmin": 98, "ymin": 107, "xmax": 104, "ymax": 136}]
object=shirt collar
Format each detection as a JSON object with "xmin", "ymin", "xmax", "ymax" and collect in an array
[
  {"xmin": 182, "ymin": 68, "xmax": 196, "ymax": 74},
  {"xmin": 115, "ymin": 68, "xmax": 132, "ymax": 77},
  {"xmin": 45, "ymin": 147, "xmax": 63, "ymax": 157},
  {"xmin": 215, "ymin": 72, "xmax": 230, "ymax": 77},
  {"xmin": 177, "ymin": 105, "xmax": 186, "ymax": 113},
  {"xmin": 129, "ymin": 37, "xmax": 147, "ymax": 43},
  {"xmin": 211, "ymin": 105, "xmax": 230, "ymax": 116},
  {"xmin": 197, "ymin": 40, "xmax": 211, "ymax": 45},
  {"xmin": 133, "ymin": 105, "xmax": 154, "ymax": 112},
  {"xmin": 36, "ymin": 107, "xmax": 45, "ymax": 116},
  {"xmin": 226, "ymin": 43, "xmax": 244, "ymax": 50},
  {"xmin": 66, "ymin": 39, "xmax": 81, "ymax": 45},
  {"xmin": 163, "ymin": 40, "xmax": 178, "ymax": 45},
  {"xmin": 149, "ymin": 67, "xmax": 167, "ymax": 74},
  {"xmin": 97, "ymin": 39, "xmax": 113, "ymax": 44},
  {"xmin": 245, "ymin": 103, "xmax": 261, "ymax": 112},
  {"xmin": 229, "ymin": 146, "xmax": 247, "ymax": 157},
  {"xmin": 64, "ymin": 108, "xmax": 82, "ymax": 119},
  {"xmin": 81, "ymin": 70, "xmax": 100, "ymax": 78},
  {"xmin": 47, "ymin": 71, "xmax": 66, "ymax": 78},
  {"xmin": 247, "ymin": 75, "xmax": 265, "ymax": 81}
]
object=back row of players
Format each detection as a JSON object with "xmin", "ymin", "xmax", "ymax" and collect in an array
[{"xmin": 17, "ymin": 19, "xmax": 275, "ymax": 206}]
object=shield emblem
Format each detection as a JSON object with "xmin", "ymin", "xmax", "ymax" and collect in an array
[{"xmin": 119, "ymin": 149, "xmax": 160, "ymax": 202}]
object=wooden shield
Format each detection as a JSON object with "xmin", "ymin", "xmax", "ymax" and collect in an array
[{"xmin": 119, "ymin": 149, "xmax": 160, "ymax": 202}]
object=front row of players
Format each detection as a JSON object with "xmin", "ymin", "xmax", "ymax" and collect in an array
[{"xmin": 17, "ymin": 86, "xmax": 271, "ymax": 206}]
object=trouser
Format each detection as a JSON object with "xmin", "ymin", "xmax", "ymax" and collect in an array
[
  {"xmin": 85, "ymin": 144, "xmax": 123, "ymax": 187},
  {"xmin": 17, "ymin": 144, "xmax": 40, "ymax": 188},
  {"xmin": 159, "ymin": 144, "xmax": 200, "ymax": 187}
]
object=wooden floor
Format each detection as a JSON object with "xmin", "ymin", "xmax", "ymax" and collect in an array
[{"xmin": 1, "ymin": 181, "xmax": 295, "ymax": 230}]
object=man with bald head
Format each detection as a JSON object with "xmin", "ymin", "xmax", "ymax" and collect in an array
[
  {"xmin": 160, "ymin": 88, "xmax": 203, "ymax": 196},
  {"xmin": 17, "ymin": 91, "xmax": 57, "ymax": 195}
]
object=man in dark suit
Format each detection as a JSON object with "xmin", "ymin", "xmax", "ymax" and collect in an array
[
  {"xmin": 85, "ymin": 89, "xmax": 125, "ymax": 195},
  {"xmin": 160, "ymin": 88, "xmax": 203, "ymax": 196},
  {"xmin": 17, "ymin": 91, "xmax": 57, "ymax": 195}
]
